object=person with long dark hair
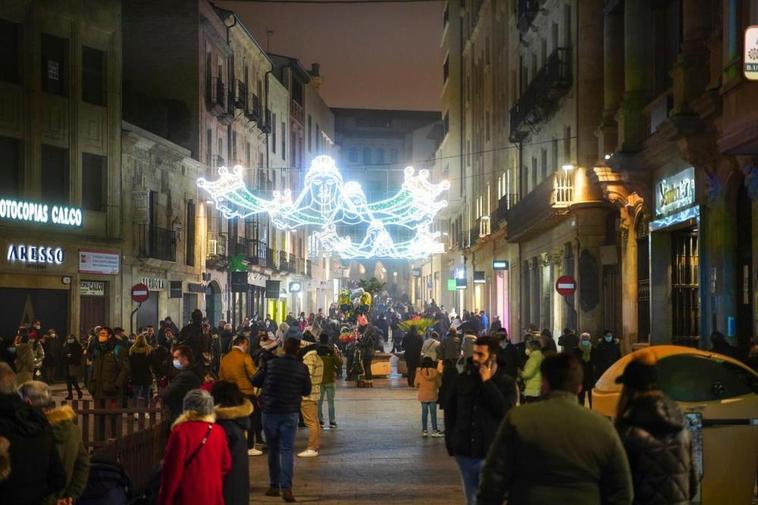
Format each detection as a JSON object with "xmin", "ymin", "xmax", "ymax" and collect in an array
[{"xmin": 211, "ymin": 381, "xmax": 252, "ymax": 505}]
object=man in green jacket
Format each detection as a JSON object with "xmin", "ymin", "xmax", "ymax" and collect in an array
[
  {"xmin": 86, "ymin": 327, "xmax": 129, "ymax": 439},
  {"xmin": 317, "ymin": 333, "xmax": 343, "ymax": 428},
  {"xmin": 18, "ymin": 381, "xmax": 90, "ymax": 505},
  {"xmin": 477, "ymin": 353, "xmax": 633, "ymax": 505}
]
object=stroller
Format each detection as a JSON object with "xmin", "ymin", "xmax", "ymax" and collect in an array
[{"xmin": 77, "ymin": 458, "xmax": 132, "ymax": 505}]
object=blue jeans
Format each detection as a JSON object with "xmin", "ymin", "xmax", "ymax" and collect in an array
[
  {"xmin": 262, "ymin": 413, "xmax": 299, "ymax": 490},
  {"xmin": 420, "ymin": 401, "xmax": 438, "ymax": 431},
  {"xmin": 455, "ymin": 456, "xmax": 485, "ymax": 505},
  {"xmin": 318, "ymin": 383, "xmax": 336, "ymax": 424}
]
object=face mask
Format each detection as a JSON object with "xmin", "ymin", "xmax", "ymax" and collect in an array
[
  {"xmin": 173, "ymin": 359, "xmax": 183, "ymax": 370},
  {"xmin": 580, "ymin": 340, "xmax": 591, "ymax": 347},
  {"xmin": 604, "ymin": 335, "xmax": 613, "ymax": 342},
  {"xmin": 67, "ymin": 338, "xmax": 75, "ymax": 343},
  {"xmin": 98, "ymin": 335, "xmax": 108, "ymax": 343},
  {"xmin": 499, "ymin": 340, "xmax": 508, "ymax": 349},
  {"xmin": 34, "ymin": 325, "xmax": 40, "ymax": 330},
  {"xmin": 7, "ymin": 347, "xmax": 15, "ymax": 354},
  {"xmin": 525, "ymin": 348, "xmax": 532, "ymax": 356}
]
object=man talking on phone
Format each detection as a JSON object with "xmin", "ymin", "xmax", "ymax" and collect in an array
[{"xmin": 442, "ymin": 335, "xmax": 518, "ymax": 505}]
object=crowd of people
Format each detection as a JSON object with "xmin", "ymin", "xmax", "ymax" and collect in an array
[{"xmin": 0, "ymin": 296, "xmax": 756, "ymax": 505}]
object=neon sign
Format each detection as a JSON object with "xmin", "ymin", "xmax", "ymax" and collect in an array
[
  {"xmin": 198, "ymin": 155, "xmax": 449, "ymax": 259},
  {"xmin": 7, "ymin": 244, "xmax": 64, "ymax": 265},
  {"xmin": 0, "ymin": 198, "xmax": 83, "ymax": 227}
]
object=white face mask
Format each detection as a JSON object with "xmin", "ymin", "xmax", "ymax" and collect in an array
[
  {"xmin": 173, "ymin": 359, "xmax": 183, "ymax": 370},
  {"xmin": 604, "ymin": 335, "xmax": 613, "ymax": 342}
]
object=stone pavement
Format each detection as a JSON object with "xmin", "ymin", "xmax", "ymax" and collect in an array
[{"xmin": 249, "ymin": 377, "xmax": 464, "ymax": 504}]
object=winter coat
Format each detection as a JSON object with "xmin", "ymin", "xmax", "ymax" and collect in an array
[
  {"xmin": 219, "ymin": 331, "xmax": 235, "ymax": 355},
  {"xmin": 251, "ymin": 355, "xmax": 311, "ymax": 415},
  {"xmin": 520, "ymin": 350, "xmax": 544, "ymax": 398},
  {"xmin": 63, "ymin": 340, "xmax": 84, "ymax": 378},
  {"xmin": 219, "ymin": 347, "xmax": 256, "ymax": 396},
  {"xmin": 421, "ymin": 338, "xmax": 441, "ymax": 362},
  {"xmin": 496, "ymin": 343, "xmax": 519, "ymax": 380},
  {"xmin": 592, "ymin": 339, "xmax": 622, "ymax": 381},
  {"xmin": 414, "ymin": 367, "xmax": 441, "ymax": 402},
  {"xmin": 440, "ymin": 333, "xmax": 462, "ymax": 362},
  {"xmin": 0, "ymin": 393, "xmax": 66, "ymax": 505},
  {"xmin": 87, "ymin": 340, "xmax": 130, "ymax": 400},
  {"xmin": 44, "ymin": 405, "xmax": 90, "ymax": 504},
  {"xmin": 301, "ymin": 347, "xmax": 324, "ymax": 402},
  {"xmin": 403, "ymin": 332, "xmax": 423, "ymax": 366},
  {"xmin": 477, "ymin": 391, "xmax": 633, "ymax": 505},
  {"xmin": 214, "ymin": 401, "xmax": 253, "ymax": 505},
  {"xmin": 443, "ymin": 360, "xmax": 518, "ymax": 459},
  {"xmin": 317, "ymin": 344, "xmax": 343, "ymax": 385},
  {"xmin": 558, "ymin": 332, "xmax": 579, "ymax": 352},
  {"xmin": 15, "ymin": 342, "xmax": 36, "ymax": 383},
  {"xmin": 461, "ymin": 334, "xmax": 477, "ymax": 359},
  {"xmin": 617, "ymin": 392, "xmax": 698, "ymax": 505},
  {"xmin": 158, "ymin": 413, "xmax": 231, "ymax": 505},
  {"xmin": 178, "ymin": 322, "xmax": 206, "ymax": 365},
  {"xmin": 128, "ymin": 346, "xmax": 154, "ymax": 386},
  {"xmin": 160, "ymin": 363, "xmax": 203, "ymax": 423},
  {"xmin": 252, "ymin": 342, "xmax": 278, "ymax": 369}
]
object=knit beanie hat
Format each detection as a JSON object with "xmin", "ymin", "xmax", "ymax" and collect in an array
[{"xmin": 615, "ymin": 349, "xmax": 657, "ymax": 391}]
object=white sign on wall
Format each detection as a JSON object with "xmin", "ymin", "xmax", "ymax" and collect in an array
[
  {"xmin": 7, "ymin": 244, "xmax": 64, "ymax": 265},
  {"xmin": 745, "ymin": 26, "xmax": 758, "ymax": 81},
  {"xmin": 655, "ymin": 167, "xmax": 696, "ymax": 217},
  {"xmin": 79, "ymin": 249, "xmax": 120, "ymax": 275},
  {"xmin": 80, "ymin": 280, "xmax": 106, "ymax": 297}
]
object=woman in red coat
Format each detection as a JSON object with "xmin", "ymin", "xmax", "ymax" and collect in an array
[{"xmin": 158, "ymin": 389, "xmax": 231, "ymax": 505}]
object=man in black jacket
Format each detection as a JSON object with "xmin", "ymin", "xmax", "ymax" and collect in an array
[
  {"xmin": 178, "ymin": 309, "xmax": 206, "ymax": 366},
  {"xmin": 159, "ymin": 345, "xmax": 202, "ymax": 423},
  {"xmin": 402, "ymin": 326, "xmax": 423, "ymax": 387},
  {"xmin": 443, "ymin": 336, "xmax": 517, "ymax": 505},
  {"xmin": 252, "ymin": 337, "xmax": 311, "ymax": 503},
  {"xmin": 0, "ymin": 363, "xmax": 66, "ymax": 504}
]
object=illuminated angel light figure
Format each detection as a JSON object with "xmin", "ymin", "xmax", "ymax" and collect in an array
[{"xmin": 197, "ymin": 155, "xmax": 449, "ymax": 259}]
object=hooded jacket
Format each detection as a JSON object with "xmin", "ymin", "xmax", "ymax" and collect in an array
[
  {"xmin": 0, "ymin": 393, "xmax": 66, "ymax": 504},
  {"xmin": 214, "ymin": 401, "xmax": 253, "ymax": 505},
  {"xmin": 617, "ymin": 392, "xmax": 698, "ymax": 505},
  {"xmin": 158, "ymin": 412, "xmax": 231, "ymax": 505},
  {"xmin": 44, "ymin": 405, "xmax": 90, "ymax": 504}
]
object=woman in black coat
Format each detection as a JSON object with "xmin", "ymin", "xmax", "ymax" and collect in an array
[
  {"xmin": 128, "ymin": 334, "xmax": 154, "ymax": 403},
  {"xmin": 211, "ymin": 381, "xmax": 252, "ymax": 505},
  {"xmin": 615, "ymin": 351, "xmax": 698, "ymax": 505},
  {"xmin": 62, "ymin": 335, "xmax": 84, "ymax": 399}
]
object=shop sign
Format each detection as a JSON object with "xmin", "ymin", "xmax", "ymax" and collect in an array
[
  {"xmin": 745, "ymin": 26, "xmax": 758, "ymax": 81},
  {"xmin": 473, "ymin": 271, "xmax": 486, "ymax": 284},
  {"xmin": 140, "ymin": 277, "xmax": 166, "ymax": 290},
  {"xmin": 265, "ymin": 280, "xmax": 280, "ymax": 299},
  {"xmin": 79, "ymin": 249, "xmax": 120, "ymax": 275},
  {"xmin": 187, "ymin": 283, "xmax": 206, "ymax": 294},
  {"xmin": 0, "ymin": 198, "xmax": 83, "ymax": 227},
  {"xmin": 80, "ymin": 280, "xmax": 105, "ymax": 297},
  {"xmin": 231, "ymin": 271, "xmax": 248, "ymax": 293},
  {"xmin": 289, "ymin": 281, "xmax": 302, "ymax": 293},
  {"xmin": 655, "ymin": 167, "xmax": 695, "ymax": 217},
  {"xmin": 6, "ymin": 244, "xmax": 64, "ymax": 265},
  {"xmin": 493, "ymin": 260, "xmax": 509, "ymax": 270},
  {"xmin": 447, "ymin": 279, "xmax": 456, "ymax": 292}
]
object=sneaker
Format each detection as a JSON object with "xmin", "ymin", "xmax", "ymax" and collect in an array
[
  {"xmin": 329, "ymin": 422, "xmax": 337, "ymax": 429},
  {"xmin": 422, "ymin": 430, "xmax": 428, "ymax": 438},
  {"xmin": 247, "ymin": 448, "xmax": 264, "ymax": 456},
  {"xmin": 282, "ymin": 489, "xmax": 296, "ymax": 502},
  {"xmin": 297, "ymin": 448, "xmax": 319, "ymax": 458},
  {"xmin": 265, "ymin": 487, "xmax": 280, "ymax": 497},
  {"xmin": 431, "ymin": 431, "xmax": 444, "ymax": 438}
]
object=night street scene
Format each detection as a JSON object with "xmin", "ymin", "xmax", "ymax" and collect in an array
[{"xmin": 0, "ymin": 0, "xmax": 757, "ymax": 504}]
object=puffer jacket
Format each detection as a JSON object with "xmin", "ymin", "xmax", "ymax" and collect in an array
[
  {"xmin": 301, "ymin": 345, "xmax": 324, "ymax": 402},
  {"xmin": 251, "ymin": 355, "xmax": 311, "ymax": 414},
  {"xmin": 87, "ymin": 340, "xmax": 130, "ymax": 400},
  {"xmin": 617, "ymin": 392, "xmax": 698, "ymax": 505},
  {"xmin": 520, "ymin": 349, "xmax": 543, "ymax": 398}
]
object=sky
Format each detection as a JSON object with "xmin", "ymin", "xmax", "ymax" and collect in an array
[{"xmin": 218, "ymin": 0, "xmax": 443, "ymax": 111}]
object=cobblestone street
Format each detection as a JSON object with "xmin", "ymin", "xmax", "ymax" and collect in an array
[{"xmin": 249, "ymin": 377, "xmax": 463, "ymax": 504}]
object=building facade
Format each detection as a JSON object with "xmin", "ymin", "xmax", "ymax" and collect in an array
[{"xmin": 0, "ymin": 0, "xmax": 122, "ymax": 338}]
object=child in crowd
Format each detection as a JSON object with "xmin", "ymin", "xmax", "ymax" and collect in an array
[{"xmin": 414, "ymin": 356, "xmax": 443, "ymax": 437}]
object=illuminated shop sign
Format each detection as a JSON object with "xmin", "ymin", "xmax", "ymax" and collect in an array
[
  {"xmin": 745, "ymin": 26, "xmax": 758, "ymax": 81},
  {"xmin": 7, "ymin": 244, "xmax": 64, "ymax": 265},
  {"xmin": 0, "ymin": 198, "xmax": 83, "ymax": 227},
  {"xmin": 655, "ymin": 167, "xmax": 695, "ymax": 217}
]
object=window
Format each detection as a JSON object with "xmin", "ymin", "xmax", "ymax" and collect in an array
[
  {"xmin": 231, "ymin": 131, "xmax": 237, "ymax": 162},
  {"xmin": 552, "ymin": 138, "xmax": 559, "ymax": 173},
  {"xmin": 82, "ymin": 153, "xmax": 106, "ymax": 211},
  {"xmin": 541, "ymin": 148, "xmax": 548, "ymax": 180},
  {"xmin": 82, "ymin": 46, "xmax": 105, "ymax": 105},
  {"xmin": 362, "ymin": 147, "xmax": 371, "ymax": 164},
  {"xmin": 245, "ymin": 142, "xmax": 251, "ymax": 168},
  {"xmin": 564, "ymin": 126, "xmax": 572, "ymax": 161},
  {"xmin": 0, "ymin": 136, "xmax": 22, "ymax": 196},
  {"xmin": 349, "ymin": 148, "xmax": 359, "ymax": 163},
  {"xmin": 307, "ymin": 115, "xmax": 312, "ymax": 151},
  {"xmin": 531, "ymin": 156, "xmax": 537, "ymax": 191},
  {"xmin": 316, "ymin": 125, "xmax": 320, "ymax": 151},
  {"xmin": 389, "ymin": 148, "xmax": 398, "ymax": 163},
  {"xmin": 376, "ymin": 148, "xmax": 385, "ymax": 164},
  {"xmin": 41, "ymin": 33, "xmax": 66, "ymax": 95},
  {"xmin": 42, "ymin": 145, "xmax": 69, "ymax": 204},
  {"xmin": 272, "ymin": 113, "xmax": 277, "ymax": 153},
  {"xmin": 281, "ymin": 122, "xmax": 286, "ymax": 160},
  {"xmin": 0, "ymin": 19, "xmax": 20, "ymax": 83},
  {"xmin": 657, "ymin": 355, "xmax": 758, "ymax": 402},
  {"xmin": 206, "ymin": 129, "xmax": 213, "ymax": 165},
  {"xmin": 443, "ymin": 55, "xmax": 449, "ymax": 82},
  {"xmin": 564, "ymin": 4, "xmax": 572, "ymax": 47},
  {"xmin": 186, "ymin": 200, "xmax": 196, "ymax": 266},
  {"xmin": 217, "ymin": 137, "xmax": 223, "ymax": 165}
]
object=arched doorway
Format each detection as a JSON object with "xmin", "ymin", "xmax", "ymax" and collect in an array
[{"xmin": 205, "ymin": 280, "xmax": 222, "ymax": 326}]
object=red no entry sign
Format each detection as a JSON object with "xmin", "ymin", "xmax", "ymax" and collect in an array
[
  {"xmin": 555, "ymin": 275, "xmax": 576, "ymax": 297},
  {"xmin": 131, "ymin": 283, "xmax": 149, "ymax": 303}
]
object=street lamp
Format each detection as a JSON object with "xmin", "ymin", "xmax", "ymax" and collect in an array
[{"xmin": 561, "ymin": 163, "xmax": 575, "ymax": 172}]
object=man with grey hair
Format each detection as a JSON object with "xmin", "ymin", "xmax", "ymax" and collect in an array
[
  {"xmin": 18, "ymin": 381, "xmax": 90, "ymax": 505},
  {"xmin": 0, "ymin": 366, "xmax": 66, "ymax": 504},
  {"xmin": 158, "ymin": 389, "xmax": 230, "ymax": 505}
]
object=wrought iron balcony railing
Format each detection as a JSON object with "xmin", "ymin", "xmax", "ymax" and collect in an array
[{"xmin": 140, "ymin": 226, "xmax": 176, "ymax": 262}]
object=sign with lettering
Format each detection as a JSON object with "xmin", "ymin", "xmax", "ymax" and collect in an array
[
  {"xmin": 79, "ymin": 249, "xmax": 120, "ymax": 275},
  {"xmin": 80, "ymin": 280, "xmax": 105, "ymax": 297},
  {"xmin": 0, "ymin": 198, "xmax": 83, "ymax": 227},
  {"xmin": 6, "ymin": 244, "xmax": 64, "ymax": 265},
  {"xmin": 655, "ymin": 167, "xmax": 695, "ymax": 217},
  {"xmin": 140, "ymin": 277, "xmax": 166, "ymax": 290},
  {"xmin": 745, "ymin": 26, "xmax": 758, "ymax": 81}
]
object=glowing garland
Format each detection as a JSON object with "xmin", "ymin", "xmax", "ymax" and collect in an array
[{"xmin": 198, "ymin": 155, "xmax": 449, "ymax": 259}]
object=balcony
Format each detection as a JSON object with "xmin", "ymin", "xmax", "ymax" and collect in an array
[
  {"xmin": 504, "ymin": 169, "xmax": 577, "ymax": 241},
  {"xmin": 491, "ymin": 193, "xmax": 520, "ymax": 228},
  {"xmin": 277, "ymin": 250, "xmax": 291, "ymax": 272},
  {"xmin": 139, "ymin": 226, "xmax": 176, "ymax": 262},
  {"xmin": 246, "ymin": 239, "xmax": 271, "ymax": 269},
  {"xmin": 509, "ymin": 47, "xmax": 572, "ymax": 143},
  {"xmin": 205, "ymin": 76, "xmax": 225, "ymax": 116},
  {"xmin": 233, "ymin": 81, "xmax": 247, "ymax": 111},
  {"xmin": 245, "ymin": 93, "xmax": 261, "ymax": 123},
  {"xmin": 291, "ymin": 99, "xmax": 304, "ymax": 126},
  {"xmin": 517, "ymin": 0, "xmax": 540, "ymax": 35}
]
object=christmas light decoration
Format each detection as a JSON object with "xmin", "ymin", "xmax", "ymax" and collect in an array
[{"xmin": 198, "ymin": 155, "xmax": 449, "ymax": 259}]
